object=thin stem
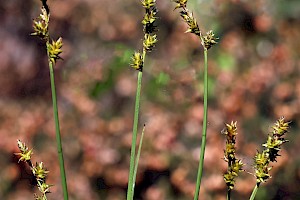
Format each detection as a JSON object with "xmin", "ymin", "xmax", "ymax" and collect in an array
[
  {"xmin": 193, "ymin": 48, "xmax": 208, "ymax": 200},
  {"xmin": 249, "ymin": 183, "xmax": 260, "ymax": 200},
  {"xmin": 133, "ymin": 125, "xmax": 146, "ymax": 189},
  {"xmin": 127, "ymin": 69, "xmax": 144, "ymax": 200},
  {"xmin": 227, "ymin": 189, "xmax": 231, "ymax": 200},
  {"xmin": 47, "ymin": 42, "xmax": 69, "ymax": 200}
]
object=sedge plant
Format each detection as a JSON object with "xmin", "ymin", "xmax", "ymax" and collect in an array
[
  {"xmin": 31, "ymin": 1, "xmax": 69, "ymax": 199},
  {"xmin": 219, "ymin": 118, "xmax": 290, "ymax": 200},
  {"xmin": 221, "ymin": 122, "xmax": 244, "ymax": 200},
  {"xmin": 15, "ymin": 140, "xmax": 52, "ymax": 200},
  {"xmin": 172, "ymin": 1, "xmax": 218, "ymax": 199},
  {"xmin": 127, "ymin": 1, "xmax": 158, "ymax": 200},
  {"xmin": 249, "ymin": 117, "xmax": 290, "ymax": 200}
]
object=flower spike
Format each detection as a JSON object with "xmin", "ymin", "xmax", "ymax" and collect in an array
[
  {"xmin": 130, "ymin": 52, "xmax": 144, "ymax": 71},
  {"xmin": 47, "ymin": 37, "xmax": 63, "ymax": 64},
  {"xmin": 254, "ymin": 117, "xmax": 290, "ymax": 183},
  {"xmin": 222, "ymin": 122, "xmax": 244, "ymax": 190}
]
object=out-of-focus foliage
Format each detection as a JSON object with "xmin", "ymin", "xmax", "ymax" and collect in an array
[{"xmin": 0, "ymin": 0, "xmax": 300, "ymax": 199}]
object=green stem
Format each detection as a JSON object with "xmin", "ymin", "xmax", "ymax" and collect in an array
[
  {"xmin": 227, "ymin": 189, "xmax": 231, "ymax": 200},
  {"xmin": 193, "ymin": 48, "xmax": 208, "ymax": 200},
  {"xmin": 47, "ymin": 42, "xmax": 69, "ymax": 200},
  {"xmin": 133, "ymin": 125, "xmax": 146, "ymax": 189},
  {"xmin": 127, "ymin": 69, "xmax": 143, "ymax": 200},
  {"xmin": 249, "ymin": 183, "xmax": 260, "ymax": 200}
]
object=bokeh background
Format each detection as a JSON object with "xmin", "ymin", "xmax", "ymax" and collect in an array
[{"xmin": 1, "ymin": 0, "xmax": 300, "ymax": 199}]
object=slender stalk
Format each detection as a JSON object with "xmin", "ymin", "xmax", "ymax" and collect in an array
[
  {"xmin": 193, "ymin": 48, "xmax": 208, "ymax": 200},
  {"xmin": 226, "ymin": 153, "xmax": 231, "ymax": 200},
  {"xmin": 227, "ymin": 189, "xmax": 231, "ymax": 200},
  {"xmin": 133, "ymin": 125, "xmax": 146, "ymax": 189},
  {"xmin": 47, "ymin": 42, "xmax": 69, "ymax": 200},
  {"xmin": 127, "ymin": 68, "xmax": 144, "ymax": 200},
  {"xmin": 226, "ymin": 157, "xmax": 231, "ymax": 200},
  {"xmin": 249, "ymin": 184, "xmax": 259, "ymax": 200},
  {"xmin": 127, "ymin": 0, "xmax": 157, "ymax": 196}
]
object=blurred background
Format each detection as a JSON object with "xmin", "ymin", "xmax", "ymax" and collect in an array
[{"xmin": 1, "ymin": 0, "xmax": 300, "ymax": 199}]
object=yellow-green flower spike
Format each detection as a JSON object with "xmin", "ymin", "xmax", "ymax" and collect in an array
[
  {"xmin": 263, "ymin": 118, "xmax": 289, "ymax": 162},
  {"xmin": 173, "ymin": 0, "xmax": 188, "ymax": 10},
  {"xmin": 141, "ymin": 0, "xmax": 156, "ymax": 10},
  {"xmin": 203, "ymin": 30, "xmax": 218, "ymax": 49},
  {"xmin": 224, "ymin": 171, "xmax": 235, "ymax": 190},
  {"xmin": 17, "ymin": 140, "xmax": 28, "ymax": 153},
  {"xmin": 143, "ymin": 34, "xmax": 157, "ymax": 51},
  {"xmin": 262, "ymin": 135, "xmax": 283, "ymax": 150},
  {"xmin": 32, "ymin": 162, "xmax": 49, "ymax": 180},
  {"xmin": 224, "ymin": 142, "xmax": 235, "ymax": 159},
  {"xmin": 272, "ymin": 117, "xmax": 290, "ymax": 136},
  {"xmin": 142, "ymin": 10, "xmax": 157, "ymax": 26},
  {"xmin": 32, "ymin": 7, "xmax": 49, "ymax": 40},
  {"xmin": 37, "ymin": 181, "xmax": 52, "ymax": 194},
  {"xmin": 255, "ymin": 166, "xmax": 272, "ymax": 183},
  {"xmin": 15, "ymin": 140, "xmax": 33, "ymax": 162},
  {"xmin": 142, "ymin": 0, "xmax": 157, "ymax": 34},
  {"xmin": 47, "ymin": 37, "xmax": 63, "ymax": 64},
  {"xmin": 255, "ymin": 151, "xmax": 269, "ymax": 166},
  {"xmin": 222, "ymin": 122, "xmax": 243, "ymax": 190},
  {"xmin": 15, "ymin": 149, "xmax": 33, "ymax": 163},
  {"xmin": 34, "ymin": 194, "xmax": 45, "ymax": 200},
  {"xmin": 225, "ymin": 121, "xmax": 238, "ymax": 137},
  {"xmin": 180, "ymin": 10, "xmax": 200, "ymax": 36},
  {"xmin": 130, "ymin": 52, "xmax": 144, "ymax": 71},
  {"xmin": 231, "ymin": 160, "xmax": 244, "ymax": 175}
]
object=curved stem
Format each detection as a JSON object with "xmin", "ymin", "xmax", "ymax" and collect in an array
[
  {"xmin": 194, "ymin": 48, "xmax": 208, "ymax": 200},
  {"xmin": 48, "ymin": 43, "xmax": 69, "ymax": 200},
  {"xmin": 249, "ymin": 183, "xmax": 260, "ymax": 200},
  {"xmin": 133, "ymin": 125, "xmax": 146, "ymax": 188}
]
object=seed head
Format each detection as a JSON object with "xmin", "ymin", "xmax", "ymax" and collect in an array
[
  {"xmin": 203, "ymin": 30, "xmax": 218, "ymax": 49},
  {"xmin": 173, "ymin": 0, "xmax": 188, "ymax": 10},
  {"xmin": 47, "ymin": 37, "xmax": 63, "ymax": 64},
  {"xmin": 15, "ymin": 140, "xmax": 33, "ymax": 162},
  {"xmin": 180, "ymin": 10, "xmax": 200, "ymax": 36},
  {"xmin": 32, "ymin": 7, "xmax": 49, "ymax": 40},
  {"xmin": 143, "ymin": 34, "xmax": 157, "ymax": 52},
  {"xmin": 130, "ymin": 52, "xmax": 144, "ymax": 71}
]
